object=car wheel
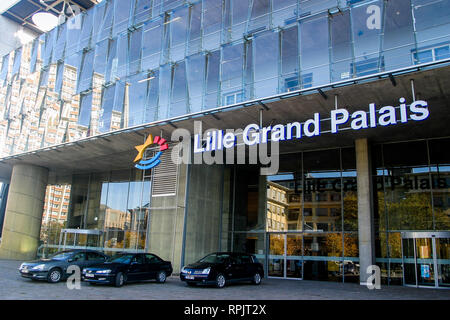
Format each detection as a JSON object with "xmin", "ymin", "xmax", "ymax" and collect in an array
[
  {"xmin": 115, "ymin": 272, "xmax": 125, "ymax": 287},
  {"xmin": 215, "ymin": 273, "xmax": 226, "ymax": 289},
  {"xmin": 252, "ymin": 272, "xmax": 262, "ymax": 285},
  {"xmin": 156, "ymin": 271, "xmax": 166, "ymax": 283},
  {"xmin": 47, "ymin": 268, "xmax": 62, "ymax": 283}
]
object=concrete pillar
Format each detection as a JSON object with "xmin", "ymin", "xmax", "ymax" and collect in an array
[
  {"xmin": 0, "ymin": 164, "xmax": 49, "ymax": 260},
  {"xmin": 355, "ymin": 138, "xmax": 375, "ymax": 285}
]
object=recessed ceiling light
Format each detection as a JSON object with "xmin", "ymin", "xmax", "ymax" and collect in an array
[{"xmin": 32, "ymin": 12, "xmax": 59, "ymax": 32}]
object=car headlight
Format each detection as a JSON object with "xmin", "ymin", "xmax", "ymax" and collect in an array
[
  {"xmin": 96, "ymin": 269, "xmax": 112, "ymax": 274},
  {"xmin": 31, "ymin": 264, "xmax": 46, "ymax": 271},
  {"xmin": 201, "ymin": 267, "xmax": 211, "ymax": 275},
  {"xmin": 180, "ymin": 266, "xmax": 187, "ymax": 273},
  {"xmin": 19, "ymin": 263, "xmax": 25, "ymax": 270}
]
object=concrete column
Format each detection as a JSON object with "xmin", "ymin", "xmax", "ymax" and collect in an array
[
  {"xmin": 0, "ymin": 164, "xmax": 49, "ymax": 260},
  {"xmin": 355, "ymin": 138, "xmax": 375, "ymax": 285}
]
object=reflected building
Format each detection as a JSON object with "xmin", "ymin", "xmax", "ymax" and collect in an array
[{"xmin": 0, "ymin": 0, "xmax": 449, "ymax": 290}]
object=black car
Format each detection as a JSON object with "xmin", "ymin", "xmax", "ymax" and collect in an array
[
  {"xmin": 19, "ymin": 249, "xmax": 108, "ymax": 283},
  {"xmin": 82, "ymin": 252, "xmax": 173, "ymax": 287},
  {"xmin": 180, "ymin": 252, "xmax": 264, "ymax": 288}
]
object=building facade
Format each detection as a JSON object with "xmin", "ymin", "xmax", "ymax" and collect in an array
[{"xmin": 0, "ymin": 0, "xmax": 449, "ymax": 289}]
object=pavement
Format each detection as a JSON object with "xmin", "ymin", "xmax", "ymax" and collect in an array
[{"xmin": 1, "ymin": 259, "xmax": 449, "ymax": 300}]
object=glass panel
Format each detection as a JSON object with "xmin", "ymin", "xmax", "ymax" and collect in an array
[
  {"xmin": 273, "ymin": 0, "xmax": 297, "ymax": 28},
  {"xmin": 281, "ymin": 26, "xmax": 299, "ymax": 92},
  {"xmin": 187, "ymin": 53, "xmax": 205, "ymax": 113},
  {"xmin": 268, "ymin": 234, "xmax": 285, "ymax": 277},
  {"xmin": 158, "ymin": 63, "xmax": 171, "ymax": 119},
  {"xmin": 77, "ymin": 50, "xmax": 95, "ymax": 93},
  {"xmin": 67, "ymin": 175, "xmax": 90, "ymax": 229},
  {"xmin": 299, "ymin": 0, "xmax": 337, "ymax": 16},
  {"xmin": 303, "ymin": 233, "xmax": 343, "ymax": 282},
  {"xmin": 97, "ymin": 1, "xmax": 114, "ymax": 42},
  {"xmin": 115, "ymin": 33, "xmax": 129, "ymax": 79},
  {"xmin": 383, "ymin": 0, "xmax": 416, "ymax": 70},
  {"xmin": 30, "ymin": 39, "xmax": 39, "ymax": 74},
  {"xmin": 234, "ymin": 166, "xmax": 266, "ymax": 231},
  {"xmin": 78, "ymin": 92, "xmax": 92, "ymax": 129},
  {"xmin": 142, "ymin": 19, "xmax": 163, "ymax": 71},
  {"xmin": 203, "ymin": 0, "xmax": 222, "ymax": 51},
  {"xmin": 402, "ymin": 238, "xmax": 417, "ymax": 285},
  {"xmin": 104, "ymin": 171, "xmax": 130, "ymax": 250},
  {"xmin": 188, "ymin": 2, "xmax": 202, "ymax": 55},
  {"xmin": 249, "ymin": 0, "xmax": 270, "ymax": 32},
  {"xmin": 98, "ymin": 84, "xmax": 116, "ymax": 133},
  {"xmin": 127, "ymin": 72, "xmax": 150, "ymax": 127},
  {"xmin": 330, "ymin": 10, "xmax": 353, "ymax": 81},
  {"xmin": 300, "ymin": 14, "xmax": 330, "ymax": 87},
  {"xmin": 343, "ymin": 233, "xmax": 359, "ymax": 283},
  {"xmin": 0, "ymin": 54, "xmax": 9, "ymax": 86},
  {"xmin": 342, "ymin": 147, "xmax": 358, "ymax": 231},
  {"xmin": 145, "ymin": 70, "xmax": 159, "ymax": 122},
  {"xmin": 253, "ymin": 30, "xmax": 279, "ymax": 98},
  {"xmin": 54, "ymin": 62, "xmax": 64, "ymax": 97},
  {"xmin": 134, "ymin": 0, "xmax": 152, "ymax": 26},
  {"xmin": 129, "ymin": 27, "xmax": 143, "ymax": 75},
  {"xmin": 436, "ymin": 238, "xmax": 450, "ymax": 287},
  {"xmin": 382, "ymin": 141, "xmax": 433, "ymax": 230},
  {"xmin": 429, "ymin": 138, "xmax": 450, "ymax": 230},
  {"xmin": 66, "ymin": 15, "xmax": 82, "ymax": 58},
  {"xmin": 286, "ymin": 234, "xmax": 302, "ymax": 279},
  {"xmin": 204, "ymin": 50, "xmax": 220, "ymax": 110},
  {"xmin": 170, "ymin": 61, "xmax": 188, "ymax": 117},
  {"xmin": 93, "ymin": 39, "xmax": 109, "ymax": 81},
  {"xmin": 229, "ymin": 0, "xmax": 250, "ymax": 41},
  {"xmin": 416, "ymin": 238, "xmax": 436, "ymax": 286},
  {"xmin": 303, "ymin": 149, "xmax": 342, "ymax": 232},
  {"xmin": 43, "ymin": 28, "xmax": 57, "ymax": 67},
  {"xmin": 413, "ymin": 0, "xmax": 450, "ymax": 58},
  {"xmin": 351, "ymin": 0, "xmax": 383, "ymax": 76},
  {"xmin": 79, "ymin": 10, "xmax": 94, "ymax": 51},
  {"xmin": 54, "ymin": 24, "xmax": 67, "ymax": 63},
  {"xmin": 113, "ymin": 0, "xmax": 132, "ymax": 36},
  {"xmin": 169, "ymin": 6, "xmax": 189, "ymax": 62},
  {"xmin": 221, "ymin": 42, "xmax": 244, "ymax": 105}
]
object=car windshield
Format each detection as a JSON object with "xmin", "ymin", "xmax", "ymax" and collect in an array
[
  {"xmin": 50, "ymin": 252, "xmax": 73, "ymax": 261},
  {"xmin": 199, "ymin": 253, "xmax": 230, "ymax": 264},
  {"xmin": 107, "ymin": 254, "xmax": 134, "ymax": 264}
]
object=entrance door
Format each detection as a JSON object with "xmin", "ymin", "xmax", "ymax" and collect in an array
[
  {"xmin": 268, "ymin": 233, "xmax": 302, "ymax": 279},
  {"xmin": 402, "ymin": 232, "xmax": 450, "ymax": 288}
]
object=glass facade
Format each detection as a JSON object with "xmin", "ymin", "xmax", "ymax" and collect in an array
[
  {"xmin": 221, "ymin": 148, "xmax": 359, "ymax": 283},
  {"xmin": 373, "ymin": 138, "xmax": 450, "ymax": 285},
  {"xmin": 1, "ymin": 0, "xmax": 450, "ymax": 157},
  {"xmin": 39, "ymin": 165, "xmax": 164, "ymax": 257}
]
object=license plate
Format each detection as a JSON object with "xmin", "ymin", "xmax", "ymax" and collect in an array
[
  {"xmin": 186, "ymin": 275, "xmax": 195, "ymax": 280},
  {"xmin": 22, "ymin": 269, "xmax": 29, "ymax": 273},
  {"xmin": 85, "ymin": 273, "xmax": 94, "ymax": 278}
]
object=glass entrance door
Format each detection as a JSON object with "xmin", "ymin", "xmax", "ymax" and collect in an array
[
  {"xmin": 402, "ymin": 232, "xmax": 450, "ymax": 288},
  {"xmin": 268, "ymin": 233, "xmax": 302, "ymax": 279},
  {"xmin": 436, "ymin": 238, "xmax": 450, "ymax": 287}
]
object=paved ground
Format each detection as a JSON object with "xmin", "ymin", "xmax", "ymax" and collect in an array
[{"xmin": 1, "ymin": 260, "xmax": 449, "ymax": 300}]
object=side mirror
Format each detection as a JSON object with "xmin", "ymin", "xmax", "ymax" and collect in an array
[{"xmin": 68, "ymin": 258, "xmax": 74, "ymax": 263}]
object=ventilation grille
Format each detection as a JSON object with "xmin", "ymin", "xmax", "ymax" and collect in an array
[{"xmin": 151, "ymin": 149, "xmax": 178, "ymax": 197}]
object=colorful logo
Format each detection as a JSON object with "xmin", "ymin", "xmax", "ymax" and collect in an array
[{"xmin": 134, "ymin": 135, "xmax": 169, "ymax": 170}]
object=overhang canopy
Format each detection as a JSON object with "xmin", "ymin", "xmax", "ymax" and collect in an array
[{"xmin": 1, "ymin": 63, "xmax": 450, "ymax": 183}]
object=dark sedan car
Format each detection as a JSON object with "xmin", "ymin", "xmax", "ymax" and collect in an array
[
  {"xmin": 19, "ymin": 249, "xmax": 108, "ymax": 283},
  {"xmin": 82, "ymin": 252, "xmax": 173, "ymax": 287},
  {"xmin": 180, "ymin": 252, "xmax": 264, "ymax": 288}
]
